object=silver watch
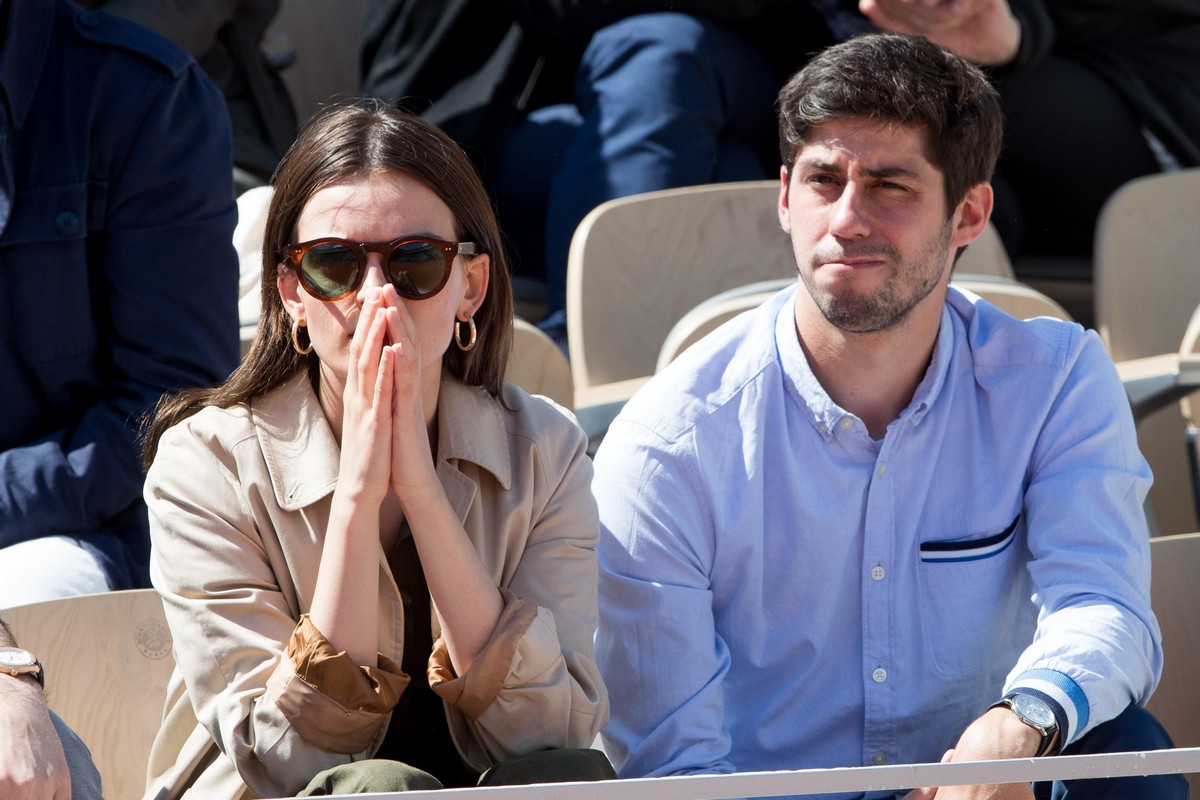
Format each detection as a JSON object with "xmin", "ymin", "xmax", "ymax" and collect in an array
[{"xmin": 990, "ymin": 693, "xmax": 1059, "ymax": 757}]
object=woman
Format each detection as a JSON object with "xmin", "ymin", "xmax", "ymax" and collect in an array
[{"xmin": 140, "ymin": 99, "xmax": 611, "ymax": 799}]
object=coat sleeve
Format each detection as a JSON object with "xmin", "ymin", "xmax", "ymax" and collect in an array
[
  {"xmin": 429, "ymin": 401, "xmax": 609, "ymax": 771},
  {"xmin": 146, "ymin": 415, "xmax": 403, "ymax": 799}
]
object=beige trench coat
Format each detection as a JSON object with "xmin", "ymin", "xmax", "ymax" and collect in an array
[{"xmin": 142, "ymin": 373, "xmax": 608, "ymax": 800}]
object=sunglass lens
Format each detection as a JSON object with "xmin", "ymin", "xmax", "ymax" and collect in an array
[
  {"xmin": 300, "ymin": 242, "xmax": 360, "ymax": 298},
  {"xmin": 389, "ymin": 241, "xmax": 447, "ymax": 297}
]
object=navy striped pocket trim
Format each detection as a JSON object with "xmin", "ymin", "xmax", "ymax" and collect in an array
[{"xmin": 920, "ymin": 515, "xmax": 1020, "ymax": 563}]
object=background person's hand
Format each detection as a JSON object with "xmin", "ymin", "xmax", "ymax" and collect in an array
[
  {"xmin": 858, "ymin": 0, "xmax": 1021, "ymax": 66},
  {"xmin": 0, "ymin": 677, "xmax": 72, "ymax": 800}
]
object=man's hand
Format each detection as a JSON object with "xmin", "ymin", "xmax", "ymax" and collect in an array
[
  {"xmin": 858, "ymin": 0, "xmax": 1022, "ymax": 66},
  {"xmin": 902, "ymin": 706, "xmax": 1040, "ymax": 799},
  {"xmin": 0, "ymin": 675, "xmax": 72, "ymax": 800}
]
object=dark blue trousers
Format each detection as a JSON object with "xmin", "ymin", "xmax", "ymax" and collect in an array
[{"xmin": 1034, "ymin": 705, "xmax": 1187, "ymax": 799}]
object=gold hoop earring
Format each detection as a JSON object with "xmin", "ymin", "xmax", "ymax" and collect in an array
[
  {"xmin": 454, "ymin": 316, "xmax": 477, "ymax": 352},
  {"xmin": 291, "ymin": 318, "xmax": 314, "ymax": 355}
]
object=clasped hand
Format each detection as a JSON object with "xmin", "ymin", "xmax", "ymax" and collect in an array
[{"xmin": 337, "ymin": 284, "xmax": 440, "ymax": 509}]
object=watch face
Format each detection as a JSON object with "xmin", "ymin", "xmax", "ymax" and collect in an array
[
  {"xmin": 0, "ymin": 648, "xmax": 35, "ymax": 668},
  {"xmin": 1012, "ymin": 694, "xmax": 1056, "ymax": 728}
]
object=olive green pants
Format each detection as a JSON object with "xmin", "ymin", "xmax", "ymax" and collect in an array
[{"xmin": 299, "ymin": 748, "xmax": 616, "ymax": 795}]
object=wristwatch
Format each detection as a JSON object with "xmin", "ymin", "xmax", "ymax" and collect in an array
[
  {"xmin": 0, "ymin": 646, "xmax": 44, "ymax": 689},
  {"xmin": 990, "ymin": 693, "xmax": 1060, "ymax": 757}
]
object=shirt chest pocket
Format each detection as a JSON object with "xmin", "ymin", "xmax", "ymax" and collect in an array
[
  {"xmin": 1, "ymin": 182, "xmax": 100, "ymax": 362},
  {"xmin": 916, "ymin": 515, "xmax": 1033, "ymax": 679}
]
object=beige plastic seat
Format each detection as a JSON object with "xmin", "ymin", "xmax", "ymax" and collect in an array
[
  {"xmin": 1146, "ymin": 531, "xmax": 1200, "ymax": 788},
  {"xmin": 566, "ymin": 181, "xmax": 1014, "ymax": 413},
  {"xmin": 565, "ymin": 181, "xmax": 793, "ymax": 412},
  {"xmin": 1180, "ymin": 304, "xmax": 1200, "ymax": 523},
  {"xmin": 1094, "ymin": 167, "xmax": 1200, "ymax": 535},
  {"xmin": 3, "ymin": 589, "xmax": 173, "ymax": 800},
  {"xmin": 508, "ymin": 316, "xmax": 574, "ymax": 410},
  {"xmin": 656, "ymin": 273, "xmax": 1065, "ymax": 371}
]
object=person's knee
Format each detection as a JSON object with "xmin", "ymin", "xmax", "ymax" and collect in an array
[
  {"xmin": 579, "ymin": 12, "xmax": 747, "ymax": 92},
  {"xmin": 299, "ymin": 759, "xmax": 442, "ymax": 795},
  {"xmin": 479, "ymin": 748, "xmax": 616, "ymax": 786},
  {"xmin": 1066, "ymin": 704, "xmax": 1176, "ymax": 755},
  {"xmin": 50, "ymin": 712, "xmax": 103, "ymax": 800},
  {"xmin": 1056, "ymin": 705, "xmax": 1188, "ymax": 799}
]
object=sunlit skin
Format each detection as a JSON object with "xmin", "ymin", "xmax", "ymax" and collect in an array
[
  {"xmin": 778, "ymin": 116, "xmax": 990, "ymax": 439},
  {"xmin": 780, "ymin": 119, "xmax": 1038, "ymax": 798},
  {"xmin": 277, "ymin": 171, "xmax": 504, "ymax": 676}
]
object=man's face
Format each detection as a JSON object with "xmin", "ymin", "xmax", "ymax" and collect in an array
[{"xmin": 778, "ymin": 117, "xmax": 958, "ymax": 334}]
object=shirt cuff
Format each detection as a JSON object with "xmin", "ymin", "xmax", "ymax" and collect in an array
[
  {"xmin": 1006, "ymin": 668, "xmax": 1089, "ymax": 748},
  {"xmin": 269, "ymin": 614, "xmax": 409, "ymax": 752},
  {"xmin": 428, "ymin": 589, "xmax": 539, "ymax": 719}
]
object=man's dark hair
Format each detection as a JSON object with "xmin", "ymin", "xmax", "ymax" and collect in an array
[{"xmin": 777, "ymin": 33, "xmax": 1003, "ymax": 211}]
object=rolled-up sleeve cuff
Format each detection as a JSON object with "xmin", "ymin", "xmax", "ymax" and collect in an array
[
  {"xmin": 268, "ymin": 614, "xmax": 409, "ymax": 751},
  {"xmin": 428, "ymin": 590, "xmax": 539, "ymax": 719},
  {"xmin": 1007, "ymin": 668, "xmax": 1088, "ymax": 747}
]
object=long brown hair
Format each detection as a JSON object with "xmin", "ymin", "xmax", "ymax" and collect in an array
[{"xmin": 142, "ymin": 99, "xmax": 514, "ymax": 465}]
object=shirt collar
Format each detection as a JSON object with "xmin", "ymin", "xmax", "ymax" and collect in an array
[
  {"xmin": 775, "ymin": 286, "xmax": 956, "ymax": 440},
  {"xmin": 251, "ymin": 371, "xmax": 512, "ymax": 512},
  {"xmin": 0, "ymin": 0, "xmax": 54, "ymax": 130}
]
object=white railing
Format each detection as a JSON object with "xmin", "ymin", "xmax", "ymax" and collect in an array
[{"xmin": 292, "ymin": 747, "xmax": 1200, "ymax": 800}]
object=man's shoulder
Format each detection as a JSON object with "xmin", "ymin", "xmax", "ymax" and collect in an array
[
  {"xmin": 947, "ymin": 285, "xmax": 1090, "ymax": 372},
  {"xmin": 68, "ymin": 4, "xmax": 194, "ymax": 80},
  {"xmin": 614, "ymin": 289, "xmax": 788, "ymax": 446}
]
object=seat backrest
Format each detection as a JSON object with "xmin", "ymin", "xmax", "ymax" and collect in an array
[
  {"xmin": 1146, "ymin": 531, "xmax": 1200, "ymax": 788},
  {"xmin": 954, "ymin": 219, "xmax": 1016, "ymax": 281},
  {"xmin": 565, "ymin": 179, "xmax": 1015, "ymax": 404},
  {"xmin": 655, "ymin": 274, "xmax": 1064, "ymax": 371},
  {"xmin": 1093, "ymin": 168, "xmax": 1200, "ymax": 535},
  {"xmin": 3, "ymin": 589, "xmax": 173, "ymax": 800},
  {"xmin": 655, "ymin": 279, "xmax": 789, "ymax": 372},
  {"xmin": 508, "ymin": 317, "xmax": 574, "ymax": 410},
  {"xmin": 951, "ymin": 274, "xmax": 1072, "ymax": 322},
  {"xmin": 566, "ymin": 181, "xmax": 794, "ymax": 402}
]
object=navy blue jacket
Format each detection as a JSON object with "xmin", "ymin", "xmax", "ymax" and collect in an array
[{"xmin": 0, "ymin": 0, "xmax": 240, "ymax": 589}]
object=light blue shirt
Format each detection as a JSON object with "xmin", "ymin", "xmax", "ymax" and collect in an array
[{"xmin": 594, "ymin": 284, "xmax": 1161, "ymax": 798}]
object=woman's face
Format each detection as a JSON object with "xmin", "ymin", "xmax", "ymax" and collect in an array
[{"xmin": 278, "ymin": 171, "xmax": 489, "ymax": 401}]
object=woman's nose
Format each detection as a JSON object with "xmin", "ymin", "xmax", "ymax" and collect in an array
[{"xmin": 357, "ymin": 257, "xmax": 389, "ymax": 299}]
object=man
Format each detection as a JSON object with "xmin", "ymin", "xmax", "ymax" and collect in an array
[
  {"xmin": 0, "ymin": 618, "xmax": 101, "ymax": 799},
  {"xmin": 594, "ymin": 33, "xmax": 1183, "ymax": 799},
  {"xmin": 0, "ymin": 0, "xmax": 240, "ymax": 607}
]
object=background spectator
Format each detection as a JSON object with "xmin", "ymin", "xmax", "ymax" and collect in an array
[
  {"xmin": 83, "ymin": 0, "xmax": 299, "ymax": 194},
  {"xmin": 0, "ymin": 0, "xmax": 240, "ymax": 608}
]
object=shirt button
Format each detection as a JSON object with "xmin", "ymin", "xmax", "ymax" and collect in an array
[
  {"xmin": 871, "ymin": 751, "xmax": 888, "ymax": 765},
  {"xmin": 838, "ymin": 417, "xmax": 854, "ymax": 431},
  {"xmin": 817, "ymin": 423, "xmax": 828, "ymax": 435},
  {"xmin": 55, "ymin": 211, "xmax": 81, "ymax": 237},
  {"xmin": 876, "ymin": 462, "xmax": 887, "ymax": 476},
  {"xmin": 871, "ymin": 565, "xmax": 886, "ymax": 581},
  {"xmin": 872, "ymin": 667, "xmax": 888, "ymax": 683}
]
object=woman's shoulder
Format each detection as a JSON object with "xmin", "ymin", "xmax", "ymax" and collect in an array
[
  {"xmin": 497, "ymin": 382, "xmax": 586, "ymax": 447},
  {"xmin": 150, "ymin": 403, "xmax": 258, "ymax": 486}
]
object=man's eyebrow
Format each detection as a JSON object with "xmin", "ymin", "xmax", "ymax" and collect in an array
[
  {"xmin": 794, "ymin": 159, "xmax": 924, "ymax": 181},
  {"xmin": 863, "ymin": 165, "xmax": 923, "ymax": 181}
]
